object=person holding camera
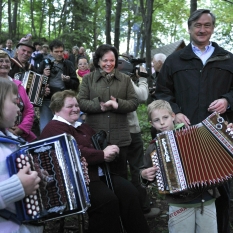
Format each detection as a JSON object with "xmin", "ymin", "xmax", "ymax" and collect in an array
[{"xmin": 37, "ymin": 39, "xmax": 79, "ymax": 133}]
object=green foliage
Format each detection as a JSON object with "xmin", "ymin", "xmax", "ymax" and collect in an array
[{"xmin": 137, "ymin": 104, "xmax": 151, "ymax": 151}]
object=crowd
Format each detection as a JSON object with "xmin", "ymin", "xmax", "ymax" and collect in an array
[{"xmin": 0, "ymin": 8, "xmax": 233, "ymax": 233}]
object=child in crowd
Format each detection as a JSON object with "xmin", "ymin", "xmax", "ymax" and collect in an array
[
  {"xmin": 0, "ymin": 79, "xmax": 42, "ymax": 233},
  {"xmin": 140, "ymin": 100, "xmax": 220, "ymax": 233},
  {"xmin": 76, "ymin": 57, "xmax": 90, "ymax": 84}
]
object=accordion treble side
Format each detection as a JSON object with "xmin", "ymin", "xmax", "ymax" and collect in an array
[{"xmin": 7, "ymin": 133, "xmax": 90, "ymax": 223}]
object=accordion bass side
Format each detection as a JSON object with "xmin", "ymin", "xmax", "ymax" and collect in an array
[
  {"xmin": 7, "ymin": 133, "xmax": 90, "ymax": 223},
  {"xmin": 151, "ymin": 112, "xmax": 233, "ymax": 194},
  {"xmin": 14, "ymin": 71, "xmax": 48, "ymax": 106}
]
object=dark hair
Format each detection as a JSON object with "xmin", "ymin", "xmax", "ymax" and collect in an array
[
  {"xmin": 93, "ymin": 44, "xmax": 118, "ymax": 69},
  {"xmin": 0, "ymin": 79, "xmax": 18, "ymax": 124},
  {"xmin": 188, "ymin": 9, "xmax": 216, "ymax": 28},
  {"xmin": 49, "ymin": 90, "xmax": 77, "ymax": 113},
  {"xmin": 33, "ymin": 41, "xmax": 41, "ymax": 47},
  {"xmin": 49, "ymin": 39, "xmax": 65, "ymax": 52}
]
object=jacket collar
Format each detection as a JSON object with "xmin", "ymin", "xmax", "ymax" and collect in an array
[
  {"xmin": 180, "ymin": 42, "xmax": 229, "ymax": 61},
  {"xmin": 94, "ymin": 68, "xmax": 121, "ymax": 82}
]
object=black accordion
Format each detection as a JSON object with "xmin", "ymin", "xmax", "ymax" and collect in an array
[
  {"xmin": 14, "ymin": 71, "xmax": 48, "ymax": 106},
  {"xmin": 151, "ymin": 112, "xmax": 233, "ymax": 194},
  {"xmin": 7, "ymin": 133, "xmax": 90, "ymax": 223}
]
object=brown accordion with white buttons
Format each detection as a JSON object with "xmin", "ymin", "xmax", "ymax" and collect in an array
[
  {"xmin": 14, "ymin": 71, "xmax": 48, "ymax": 106},
  {"xmin": 151, "ymin": 112, "xmax": 233, "ymax": 194},
  {"xmin": 7, "ymin": 133, "xmax": 90, "ymax": 223}
]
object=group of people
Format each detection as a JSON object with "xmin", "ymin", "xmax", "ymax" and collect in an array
[{"xmin": 0, "ymin": 8, "xmax": 233, "ymax": 233}]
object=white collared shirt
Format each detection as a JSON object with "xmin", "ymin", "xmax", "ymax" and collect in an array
[{"xmin": 191, "ymin": 42, "xmax": 215, "ymax": 65}]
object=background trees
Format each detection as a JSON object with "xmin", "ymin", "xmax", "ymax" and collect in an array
[{"xmin": 0, "ymin": 0, "xmax": 233, "ymax": 55}]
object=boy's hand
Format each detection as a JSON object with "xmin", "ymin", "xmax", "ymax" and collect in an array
[
  {"xmin": 175, "ymin": 113, "xmax": 190, "ymax": 128},
  {"xmin": 141, "ymin": 166, "xmax": 158, "ymax": 181},
  {"xmin": 17, "ymin": 164, "xmax": 41, "ymax": 196}
]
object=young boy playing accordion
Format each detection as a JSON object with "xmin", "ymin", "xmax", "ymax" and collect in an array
[{"xmin": 139, "ymin": 100, "xmax": 231, "ymax": 233}]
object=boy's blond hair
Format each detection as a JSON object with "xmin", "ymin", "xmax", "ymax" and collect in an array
[{"xmin": 147, "ymin": 100, "xmax": 174, "ymax": 121}]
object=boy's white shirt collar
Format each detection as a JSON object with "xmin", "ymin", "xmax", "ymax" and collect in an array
[{"xmin": 53, "ymin": 115, "xmax": 82, "ymax": 128}]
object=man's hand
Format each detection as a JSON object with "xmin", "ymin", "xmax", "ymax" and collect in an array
[
  {"xmin": 61, "ymin": 74, "xmax": 70, "ymax": 82},
  {"xmin": 44, "ymin": 84, "xmax": 50, "ymax": 96},
  {"xmin": 175, "ymin": 113, "xmax": 190, "ymax": 128},
  {"xmin": 208, "ymin": 98, "xmax": 228, "ymax": 114},
  {"xmin": 136, "ymin": 66, "xmax": 147, "ymax": 79}
]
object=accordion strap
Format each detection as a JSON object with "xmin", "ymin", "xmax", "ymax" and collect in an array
[{"xmin": 0, "ymin": 209, "xmax": 21, "ymax": 225}]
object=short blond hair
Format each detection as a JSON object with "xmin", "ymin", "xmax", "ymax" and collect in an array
[{"xmin": 147, "ymin": 100, "xmax": 173, "ymax": 121}]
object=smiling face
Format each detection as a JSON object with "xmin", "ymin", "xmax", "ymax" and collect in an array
[
  {"xmin": 17, "ymin": 45, "xmax": 33, "ymax": 64},
  {"xmin": 150, "ymin": 108, "xmax": 175, "ymax": 132},
  {"xmin": 1, "ymin": 92, "xmax": 19, "ymax": 129},
  {"xmin": 98, "ymin": 51, "xmax": 116, "ymax": 73},
  {"xmin": 188, "ymin": 13, "xmax": 214, "ymax": 48},
  {"xmin": 55, "ymin": 97, "xmax": 80, "ymax": 124},
  {"xmin": 78, "ymin": 58, "xmax": 89, "ymax": 71},
  {"xmin": 0, "ymin": 55, "xmax": 11, "ymax": 77}
]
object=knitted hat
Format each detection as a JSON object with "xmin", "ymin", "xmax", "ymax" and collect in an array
[{"xmin": 16, "ymin": 37, "xmax": 35, "ymax": 51}]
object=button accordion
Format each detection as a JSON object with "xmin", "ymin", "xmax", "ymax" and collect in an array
[
  {"xmin": 151, "ymin": 112, "xmax": 233, "ymax": 194},
  {"xmin": 14, "ymin": 71, "xmax": 48, "ymax": 106},
  {"xmin": 7, "ymin": 133, "xmax": 90, "ymax": 223}
]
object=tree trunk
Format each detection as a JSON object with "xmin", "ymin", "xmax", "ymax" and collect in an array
[
  {"xmin": 114, "ymin": 0, "xmax": 122, "ymax": 50},
  {"xmin": 8, "ymin": 0, "xmax": 12, "ymax": 38},
  {"xmin": 105, "ymin": 0, "xmax": 112, "ymax": 44},
  {"xmin": 12, "ymin": 0, "xmax": 19, "ymax": 38},
  {"xmin": 145, "ymin": 0, "xmax": 154, "ymax": 78},
  {"xmin": 30, "ymin": 0, "xmax": 36, "ymax": 37},
  {"xmin": 93, "ymin": 0, "xmax": 98, "ymax": 51},
  {"xmin": 190, "ymin": 0, "xmax": 197, "ymax": 15}
]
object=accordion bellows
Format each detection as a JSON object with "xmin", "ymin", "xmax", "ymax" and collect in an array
[{"xmin": 152, "ymin": 112, "xmax": 233, "ymax": 194}]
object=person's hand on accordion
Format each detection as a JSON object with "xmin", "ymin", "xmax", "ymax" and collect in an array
[
  {"xmin": 103, "ymin": 145, "xmax": 120, "ymax": 162},
  {"xmin": 17, "ymin": 163, "xmax": 41, "ymax": 196},
  {"xmin": 44, "ymin": 84, "xmax": 50, "ymax": 97},
  {"xmin": 141, "ymin": 166, "xmax": 159, "ymax": 181}
]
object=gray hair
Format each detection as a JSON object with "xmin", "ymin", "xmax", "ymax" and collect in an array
[
  {"xmin": 188, "ymin": 9, "xmax": 216, "ymax": 28},
  {"xmin": 153, "ymin": 53, "xmax": 167, "ymax": 63}
]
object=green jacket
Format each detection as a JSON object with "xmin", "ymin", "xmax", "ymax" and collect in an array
[{"xmin": 78, "ymin": 69, "xmax": 138, "ymax": 147}]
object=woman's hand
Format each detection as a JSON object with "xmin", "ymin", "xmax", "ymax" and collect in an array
[
  {"xmin": 103, "ymin": 145, "xmax": 120, "ymax": 162},
  {"xmin": 141, "ymin": 166, "xmax": 158, "ymax": 181},
  {"xmin": 100, "ymin": 96, "xmax": 118, "ymax": 111}
]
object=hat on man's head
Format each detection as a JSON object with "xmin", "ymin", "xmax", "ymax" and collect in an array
[
  {"xmin": 16, "ymin": 37, "xmax": 35, "ymax": 51},
  {"xmin": 42, "ymin": 44, "xmax": 49, "ymax": 48}
]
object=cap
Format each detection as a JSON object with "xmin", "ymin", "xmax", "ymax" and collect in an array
[{"xmin": 16, "ymin": 37, "xmax": 35, "ymax": 51}]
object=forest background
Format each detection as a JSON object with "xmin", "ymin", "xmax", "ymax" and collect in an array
[{"xmin": 0, "ymin": 0, "xmax": 233, "ymax": 78}]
